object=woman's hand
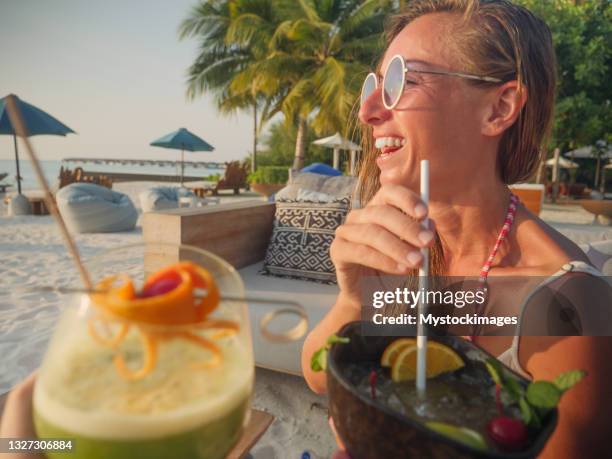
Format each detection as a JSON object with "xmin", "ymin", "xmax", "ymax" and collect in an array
[
  {"xmin": 330, "ymin": 184, "xmax": 433, "ymax": 305},
  {"xmin": 0, "ymin": 372, "xmax": 43, "ymax": 459}
]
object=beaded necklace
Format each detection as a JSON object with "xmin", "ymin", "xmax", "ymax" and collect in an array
[{"xmin": 468, "ymin": 193, "xmax": 519, "ymax": 340}]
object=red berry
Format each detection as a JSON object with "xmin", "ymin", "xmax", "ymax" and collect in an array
[
  {"xmin": 487, "ymin": 416, "xmax": 528, "ymax": 451},
  {"xmin": 140, "ymin": 277, "xmax": 181, "ymax": 298}
]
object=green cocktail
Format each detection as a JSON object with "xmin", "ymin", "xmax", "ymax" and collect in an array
[{"xmin": 33, "ymin": 244, "xmax": 255, "ymax": 459}]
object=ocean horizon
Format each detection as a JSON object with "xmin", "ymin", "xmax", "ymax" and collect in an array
[{"xmin": 0, "ymin": 159, "xmax": 224, "ymax": 191}]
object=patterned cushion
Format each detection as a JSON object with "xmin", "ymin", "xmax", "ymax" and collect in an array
[{"xmin": 261, "ymin": 198, "xmax": 350, "ymax": 283}]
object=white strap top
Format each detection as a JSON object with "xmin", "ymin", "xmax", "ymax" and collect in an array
[{"xmin": 496, "ymin": 261, "xmax": 606, "ymax": 379}]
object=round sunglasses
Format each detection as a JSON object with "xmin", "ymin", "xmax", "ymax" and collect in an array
[{"xmin": 360, "ymin": 54, "xmax": 503, "ymax": 110}]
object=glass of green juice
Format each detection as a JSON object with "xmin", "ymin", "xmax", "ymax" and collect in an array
[{"xmin": 33, "ymin": 243, "xmax": 254, "ymax": 459}]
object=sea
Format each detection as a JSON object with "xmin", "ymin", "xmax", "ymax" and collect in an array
[{"xmin": 0, "ymin": 159, "xmax": 223, "ymax": 191}]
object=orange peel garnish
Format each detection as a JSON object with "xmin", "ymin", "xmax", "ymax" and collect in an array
[
  {"xmin": 88, "ymin": 318, "xmax": 130, "ymax": 348},
  {"xmin": 86, "ymin": 262, "xmax": 238, "ymax": 381},
  {"xmin": 113, "ymin": 332, "xmax": 158, "ymax": 381}
]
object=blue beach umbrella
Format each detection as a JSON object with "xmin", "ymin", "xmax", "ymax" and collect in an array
[
  {"xmin": 0, "ymin": 94, "xmax": 76, "ymax": 194},
  {"xmin": 150, "ymin": 128, "xmax": 214, "ymax": 184}
]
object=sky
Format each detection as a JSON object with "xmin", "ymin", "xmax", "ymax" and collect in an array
[{"xmin": 0, "ymin": 0, "xmax": 254, "ymax": 162}]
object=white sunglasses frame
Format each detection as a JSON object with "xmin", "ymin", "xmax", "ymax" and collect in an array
[{"xmin": 361, "ymin": 54, "xmax": 504, "ymax": 110}]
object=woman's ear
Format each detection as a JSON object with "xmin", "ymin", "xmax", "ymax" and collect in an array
[{"xmin": 481, "ymin": 81, "xmax": 527, "ymax": 137}]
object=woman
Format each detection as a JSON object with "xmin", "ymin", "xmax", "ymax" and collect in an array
[{"xmin": 301, "ymin": 0, "xmax": 612, "ymax": 457}]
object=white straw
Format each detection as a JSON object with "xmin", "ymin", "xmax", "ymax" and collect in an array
[{"xmin": 416, "ymin": 160, "xmax": 429, "ymax": 394}]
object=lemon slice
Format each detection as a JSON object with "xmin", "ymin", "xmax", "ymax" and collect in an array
[
  {"xmin": 391, "ymin": 342, "xmax": 464, "ymax": 382},
  {"xmin": 380, "ymin": 338, "xmax": 417, "ymax": 367},
  {"xmin": 426, "ymin": 422, "xmax": 487, "ymax": 451}
]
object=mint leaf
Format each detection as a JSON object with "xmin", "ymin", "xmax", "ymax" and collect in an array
[
  {"xmin": 327, "ymin": 335, "xmax": 350, "ymax": 346},
  {"xmin": 519, "ymin": 397, "xmax": 532, "ymax": 425},
  {"xmin": 554, "ymin": 370, "xmax": 586, "ymax": 392},
  {"xmin": 519, "ymin": 397, "xmax": 541, "ymax": 429},
  {"xmin": 310, "ymin": 335, "xmax": 349, "ymax": 372},
  {"xmin": 310, "ymin": 348, "xmax": 328, "ymax": 372},
  {"xmin": 504, "ymin": 376, "xmax": 525, "ymax": 402},
  {"xmin": 526, "ymin": 381, "xmax": 562, "ymax": 409},
  {"xmin": 485, "ymin": 358, "xmax": 504, "ymax": 386}
]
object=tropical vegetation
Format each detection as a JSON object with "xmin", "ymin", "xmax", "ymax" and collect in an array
[
  {"xmin": 181, "ymin": 0, "xmax": 610, "ymax": 185},
  {"xmin": 247, "ymin": 165, "xmax": 289, "ymax": 184},
  {"xmin": 180, "ymin": 0, "xmax": 392, "ymax": 171}
]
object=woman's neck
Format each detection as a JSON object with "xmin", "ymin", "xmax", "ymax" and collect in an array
[{"xmin": 429, "ymin": 180, "xmax": 512, "ymax": 275}]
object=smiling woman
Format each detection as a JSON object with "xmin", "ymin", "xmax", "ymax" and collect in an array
[{"xmin": 302, "ymin": 1, "xmax": 612, "ymax": 458}]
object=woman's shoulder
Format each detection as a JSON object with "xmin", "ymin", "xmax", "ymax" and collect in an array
[{"xmin": 508, "ymin": 204, "xmax": 591, "ymax": 275}]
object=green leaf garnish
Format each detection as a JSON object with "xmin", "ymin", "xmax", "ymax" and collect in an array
[
  {"xmin": 526, "ymin": 381, "xmax": 562, "ymax": 409},
  {"xmin": 554, "ymin": 370, "xmax": 587, "ymax": 392},
  {"xmin": 327, "ymin": 335, "xmax": 350, "ymax": 346},
  {"xmin": 519, "ymin": 397, "xmax": 541, "ymax": 429},
  {"xmin": 504, "ymin": 376, "xmax": 524, "ymax": 403},
  {"xmin": 310, "ymin": 334, "xmax": 350, "ymax": 372},
  {"xmin": 310, "ymin": 348, "xmax": 327, "ymax": 372},
  {"xmin": 484, "ymin": 357, "xmax": 586, "ymax": 429}
]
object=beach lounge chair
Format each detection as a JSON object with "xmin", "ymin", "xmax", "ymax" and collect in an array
[
  {"xmin": 212, "ymin": 161, "xmax": 249, "ymax": 195},
  {"xmin": 57, "ymin": 183, "xmax": 137, "ymax": 233}
]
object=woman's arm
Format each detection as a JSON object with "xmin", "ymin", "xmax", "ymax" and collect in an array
[
  {"xmin": 521, "ymin": 335, "xmax": 612, "ymax": 459},
  {"xmin": 519, "ymin": 274, "xmax": 612, "ymax": 458},
  {"xmin": 301, "ymin": 293, "xmax": 361, "ymax": 393}
]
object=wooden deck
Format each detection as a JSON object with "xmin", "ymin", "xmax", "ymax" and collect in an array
[{"xmin": 80, "ymin": 170, "xmax": 204, "ymax": 183}]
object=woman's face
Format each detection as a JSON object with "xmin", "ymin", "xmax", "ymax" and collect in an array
[{"xmin": 359, "ymin": 13, "xmax": 497, "ymax": 193}]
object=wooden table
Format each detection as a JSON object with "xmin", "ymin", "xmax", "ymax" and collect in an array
[{"xmin": 27, "ymin": 196, "xmax": 50, "ymax": 216}]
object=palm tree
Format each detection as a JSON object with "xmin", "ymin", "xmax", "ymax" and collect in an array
[
  {"xmin": 233, "ymin": 0, "xmax": 392, "ymax": 170},
  {"xmin": 179, "ymin": 0, "xmax": 282, "ymax": 172}
]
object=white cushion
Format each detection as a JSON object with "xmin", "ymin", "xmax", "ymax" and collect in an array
[
  {"xmin": 296, "ymin": 188, "xmax": 335, "ymax": 202},
  {"xmin": 276, "ymin": 172, "xmax": 357, "ymax": 201},
  {"xmin": 238, "ymin": 261, "xmax": 338, "ymax": 375}
]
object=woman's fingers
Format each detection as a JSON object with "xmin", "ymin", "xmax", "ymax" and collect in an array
[
  {"xmin": 346, "ymin": 206, "xmax": 434, "ymax": 248},
  {"xmin": 332, "ymin": 229, "xmax": 419, "ymax": 274},
  {"xmin": 0, "ymin": 372, "xmax": 37, "ymax": 436},
  {"xmin": 369, "ymin": 184, "xmax": 428, "ymax": 220}
]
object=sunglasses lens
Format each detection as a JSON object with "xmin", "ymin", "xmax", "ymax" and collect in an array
[
  {"xmin": 383, "ymin": 56, "xmax": 404, "ymax": 108},
  {"xmin": 361, "ymin": 73, "xmax": 377, "ymax": 106}
]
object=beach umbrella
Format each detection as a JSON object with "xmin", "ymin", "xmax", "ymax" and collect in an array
[
  {"xmin": 312, "ymin": 132, "xmax": 361, "ymax": 172},
  {"xmin": 545, "ymin": 157, "xmax": 579, "ymax": 169},
  {"xmin": 0, "ymin": 94, "xmax": 75, "ymax": 194},
  {"xmin": 150, "ymin": 128, "xmax": 214, "ymax": 185}
]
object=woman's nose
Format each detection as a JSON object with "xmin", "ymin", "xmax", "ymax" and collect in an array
[{"xmin": 358, "ymin": 87, "xmax": 392, "ymax": 126}]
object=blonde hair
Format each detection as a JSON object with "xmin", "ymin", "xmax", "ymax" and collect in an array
[{"xmin": 355, "ymin": 0, "xmax": 556, "ymax": 282}]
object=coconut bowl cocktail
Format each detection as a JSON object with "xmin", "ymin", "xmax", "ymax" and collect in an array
[
  {"xmin": 318, "ymin": 322, "xmax": 584, "ymax": 459},
  {"xmin": 33, "ymin": 244, "xmax": 254, "ymax": 459}
]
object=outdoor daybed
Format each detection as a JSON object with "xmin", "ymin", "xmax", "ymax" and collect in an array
[{"xmin": 143, "ymin": 173, "xmax": 356, "ymax": 375}]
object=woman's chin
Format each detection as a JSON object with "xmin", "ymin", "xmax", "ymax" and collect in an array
[{"xmin": 377, "ymin": 150, "xmax": 417, "ymax": 188}]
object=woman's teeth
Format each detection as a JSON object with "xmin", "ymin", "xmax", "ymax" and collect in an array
[{"xmin": 374, "ymin": 137, "xmax": 406, "ymax": 149}]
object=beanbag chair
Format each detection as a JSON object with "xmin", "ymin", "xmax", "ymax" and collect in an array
[
  {"xmin": 8, "ymin": 194, "xmax": 31, "ymax": 216},
  {"xmin": 139, "ymin": 186, "xmax": 195, "ymax": 213},
  {"xmin": 301, "ymin": 162, "xmax": 342, "ymax": 176},
  {"xmin": 56, "ymin": 183, "xmax": 137, "ymax": 233}
]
